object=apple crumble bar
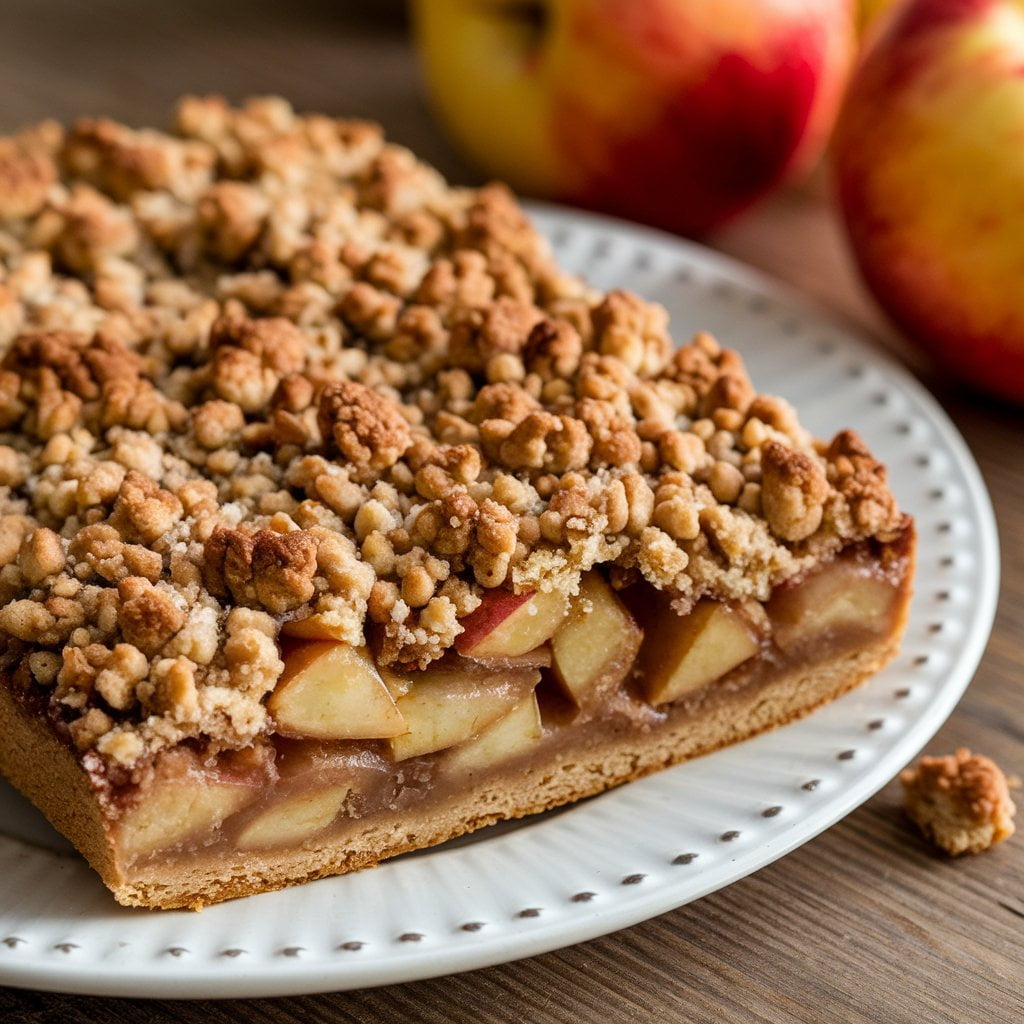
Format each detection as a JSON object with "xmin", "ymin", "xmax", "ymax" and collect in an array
[{"xmin": 0, "ymin": 97, "xmax": 915, "ymax": 908}]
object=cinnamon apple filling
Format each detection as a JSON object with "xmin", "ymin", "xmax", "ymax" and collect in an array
[{"xmin": 96, "ymin": 529, "xmax": 911, "ymax": 891}]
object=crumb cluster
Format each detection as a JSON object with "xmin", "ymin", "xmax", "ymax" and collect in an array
[
  {"xmin": 0, "ymin": 98, "xmax": 904, "ymax": 768},
  {"xmin": 901, "ymin": 749, "xmax": 1017, "ymax": 855}
]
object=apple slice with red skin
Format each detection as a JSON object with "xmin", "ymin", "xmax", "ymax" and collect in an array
[
  {"xmin": 455, "ymin": 587, "xmax": 568, "ymax": 659},
  {"xmin": 269, "ymin": 642, "xmax": 407, "ymax": 740},
  {"xmin": 444, "ymin": 690, "xmax": 543, "ymax": 775},
  {"xmin": 389, "ymin": 659, "xmax": 540, "ymax": 761},
  {"xmin": 636, "ymin": 598, "xmax": 760, "ymax": 707},
  {"xmin": 551, "ymin": 573, "xmax": 642, "ymax": 706}
]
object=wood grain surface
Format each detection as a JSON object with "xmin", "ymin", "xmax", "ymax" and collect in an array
[{"xmin": 1, "ymin": 3, "xmax": 1021, "ymax": 1021}]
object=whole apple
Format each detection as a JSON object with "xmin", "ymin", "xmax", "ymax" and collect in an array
[
  {"xmin": 833, "ymin": 0, "xmax": 1024, "ymax": 402},
  {"xmin": 412, "ymin": 0, "xmax": 854, "ymax": 236}
]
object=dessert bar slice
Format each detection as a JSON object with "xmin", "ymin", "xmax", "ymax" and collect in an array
[{"xmin": 0, "ymin": 98, "xmax": 914, "ymax": 909}]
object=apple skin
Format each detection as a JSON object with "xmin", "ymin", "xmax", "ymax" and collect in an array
[
  {"xmin": 455, "ymin": 587, "xmax": 567, "ymax": 658},
  {"xmin": 833, "ymin": 0, "xmax": 1024, "ymax": 402},
  {"xmin": 455, "ymin": 590, "xmax": 533, "ymax": 655},
  {"xmin": 413, "ymin": 0, "xmax": 854, "ymax": 236}
]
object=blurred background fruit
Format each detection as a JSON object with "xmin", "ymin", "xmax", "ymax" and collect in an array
[
  {"xmin": 856, "ymin": 0, "xmax": 903, "ymax": 34},
  {"xmin": 833, "ymin": 0, "xmax": 1024, "ymax": 403},
  {"xmin": 413, "ymin": 0, "xmax": 855, "ymax": 237}
]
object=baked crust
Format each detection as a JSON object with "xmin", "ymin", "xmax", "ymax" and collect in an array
[{"xmin": 0, "ymin": 683, "xmax": 119, "ymax": 892}]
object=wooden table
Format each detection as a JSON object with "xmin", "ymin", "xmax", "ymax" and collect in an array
[{"xmin": 1, "ymin": 4, "xmax": 1021, "ymax": 1021}]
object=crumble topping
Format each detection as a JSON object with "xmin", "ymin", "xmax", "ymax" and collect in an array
[
  {"xmin": 0, "ymin": 97, "xmax": 906, "ymax": 768},
  {"xmin": 901, "ymin": 749, "xmax": 1017, "ymax": 855},
  {"xmin": 318, "ymin": 378, "xmax": 412, "ymax": 474}
]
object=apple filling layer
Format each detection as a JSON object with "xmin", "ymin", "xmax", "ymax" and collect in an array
[{"xmin": 54, "ymin": 529, "xmax": 912, "ymax": 907}]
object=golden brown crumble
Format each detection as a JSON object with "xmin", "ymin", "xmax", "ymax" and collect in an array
[
  {"xmin": 0, "ymin": 97, "xmax": 906, "ymax": 768},
  {"xmin": 760, "ymin": 441, "xmax": 829, "ymax": 542},
  {"xmin": 318, "ymin": 379, "xmax": 412, "ymax": 474},
  {"xmin": 901, "ymin": 749, "xmax": 1016, "ymax": 855},
  {"xmin": 0, "ymin": 128, "xmax": 59, "ymax": 220}
]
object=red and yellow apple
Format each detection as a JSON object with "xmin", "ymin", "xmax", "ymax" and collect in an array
[
  {"xmin": 412, "ymin": 0, "xmax": 855, "ymax": 236},
  {"xmin": 833, "ymin": 0, "xmax": 1024, "ymax": 402}
]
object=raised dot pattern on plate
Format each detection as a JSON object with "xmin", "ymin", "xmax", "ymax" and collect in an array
[{"xmin": 0, "ymin": 204, "xmax": 999, "ymax": 999}]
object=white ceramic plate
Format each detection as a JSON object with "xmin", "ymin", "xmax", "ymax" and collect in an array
[{"xmin": 0, "ymin": 205, "xmax": 999, "ymax": 999}]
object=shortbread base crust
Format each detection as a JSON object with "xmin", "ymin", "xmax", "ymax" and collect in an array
[
  {"xmin": 0, "ymin": 629, "xmax": 903, "ymax": 910},
  {"xmin": 0, "ymin": 685, "xmax": 119, "ymax": 888}
]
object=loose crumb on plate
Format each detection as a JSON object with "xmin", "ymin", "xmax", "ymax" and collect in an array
[{"xmin": 900, "ymin": 748, "xmax": 1017, "ymax": 855}]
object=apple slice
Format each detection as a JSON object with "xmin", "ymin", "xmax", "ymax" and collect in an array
[
  {"xmin": 119, "ymin": 779, "xmax": 260, "ymax": 862},
  {"xmin": 455, "ymin": 587, "xmax": 568, "ymax": 659},
  {"xmin": 551, "ymin": 573, "xmax": 642, "ymax": 705},
  {"xmin": 281, "ymin": 611, "xmax": 349, "ymax": 641},
  {"xmin": 768, "ymin": 557, "xmax": 897, "ymax": 653},
  {"xmin": 237, "ymin": 784, "xmax": 351, "ymax": 850},
  {"xmin": 378, "ymin": 663, "xmax": 415, "ymax": 701},
  {"xmin": 269, "ymin": 642, "xmax": 407, "ymax": 740},
  {"xmin": 444, "ymin": 691, "xmax": 543, "ymax": 775},
  {"xmin": 389, "ymin": 659, "xmax": 539, "ymax": 761},
  {"xmin": 638, "ymin": 599, "xmax": 760, "ymax": 707},
  {"xmin": 461, "ymin": 646, "xmax": 553, "ymax": 671}
]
